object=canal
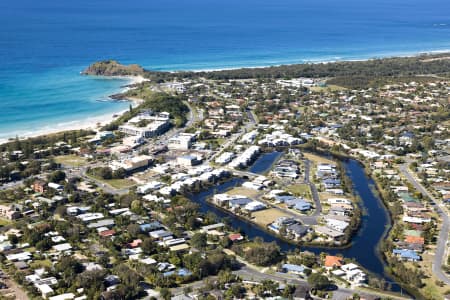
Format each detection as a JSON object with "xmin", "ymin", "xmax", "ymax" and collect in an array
[{"xmin": 188, "ymin": 152, "xmax": 398, "ymax": 290}]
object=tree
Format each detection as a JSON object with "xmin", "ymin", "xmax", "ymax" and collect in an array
[
  {"xmin": 113, "ymin": 168, "xmax": 127, "ymax": 179},
  {"xmin": 48, "ymin": 170, "xmax": 66, "ymax": 183},
  {"xmin": 7, "ymin": 234, "xmax": 18, "ymax": 245},
  {"xmin": 130, "ymin": 200, "xmax": 143, "ymax": 214},
  {"xmin": 127, "ymin": 224, "xmax": 141, "ymax": 238},
  {"xmin": 190, "ymin": 232, "xmax": 207, "ymax": 250},
  {"xmin": 307, "ymin": 273, "xmax": 331, "ymax": 290},
  {"xmin": 160, "ymin": 288, "xmax": 172, "ymax": 300},
  {"xmin": 97, "ymin": 252, "xmax": 110, "ymax": 267},
  {"xmin": 235, "ymin": 241, "xmax": 282, "ymax": 266},
  {"xmin": 141, "ymin": 238, "xmax": 157, "ymax": 255}
]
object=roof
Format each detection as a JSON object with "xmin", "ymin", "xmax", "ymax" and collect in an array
[
  {"xmin": 99, "ymin": 230, "xmax": 115, "ymax": 237},
  {"xmin": 49, "ymin": 293, "xmax": 76, "ymax": 300},
  {"xmin": 282, "ymin": 263, "xmax": 305, "ymax": 273},
  {"xmin": 229, "ymin": 233, "xmax": 243, "ymax": 242},
  {"xmin": 324, "ymin": 255, "xmax": 343, "ymax": 268},
  {"xmin": 393, "ymin": 249, "xmax": 421, "ymax": 260},
  {"xmin": 405, "ymin": 235, "xmax": 424, "ymax": 245},
  {"xmin": 201, "ymin": 223, "xmax": 225, "ymax": 231}
]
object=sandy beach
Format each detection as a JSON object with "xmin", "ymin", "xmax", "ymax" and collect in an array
[{"xmin": 0, "ymin": 75, "xmax": 147, "ymax": 145}]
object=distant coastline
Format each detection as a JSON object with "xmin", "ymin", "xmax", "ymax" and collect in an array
[
  {"xmin": 1, "ymin": 49, "xmax": 449, "ymax": 145},
  {"xmin": 152, "ymin": 48, "xmax": 450, "ymax": 73}
]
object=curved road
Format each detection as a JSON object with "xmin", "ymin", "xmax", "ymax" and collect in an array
[{"xmin": 399, "ymin": 164, "xmax": 450, "ymax": 285}]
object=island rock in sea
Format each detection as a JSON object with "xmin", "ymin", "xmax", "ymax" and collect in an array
[{"xmin": 82, "ymin": 60, "xmax": 145, "ymax": 76}]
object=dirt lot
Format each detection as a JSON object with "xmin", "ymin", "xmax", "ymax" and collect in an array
[
  {"xmin": 54, "ymin": 154, "xmax": 88, "ymax": 167},
  {"xmin": 303, "ymin": 153, "xmax": 335, "ymax": 165},
  {"xmin": 227, "ymin": 187, "xmax": 262, "ymax": 198},
  {"xmin": 251, "ymin": 208, "xmax": 288, "ymax": 226}
]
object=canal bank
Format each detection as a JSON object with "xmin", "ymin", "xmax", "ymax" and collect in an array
[{"xmin": 187, "ymin": 153, "xmax": 404, "ymax": 293}]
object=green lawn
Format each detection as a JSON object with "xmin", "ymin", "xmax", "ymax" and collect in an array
[
  {"xmin": 0, "ymin": 218, "xmax": 11, "ymax": 227},
  {"xmin": 286, "ymin": 184, "xmax": 311, "ymax": 198},
  {"xmin": 29, "ymin": 259, "xmax": 52, "ymax": 269},
  {"xmin": 54, "ymin": 155, "xmax": 88, "ymax": 167},
  {"xmin": 86, "ymin": 174, "xmax": 136, "ymax": 190},
  {"xmin": 104, "ymin": 179, "xmax": 136, "ymax": 189},
  {"xmin": 309, "ymin": 85, "xmax": 347, "ymax": 92}
]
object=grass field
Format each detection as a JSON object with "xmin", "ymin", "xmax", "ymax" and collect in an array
[
  {"xmin": 103, "ymin": 178, "xmax": 136, "ymax": 189},
  {"xmin": 86, "ymin": 174, "xmax": 136, "ymax": 189},
  {"xmin": 0, "ymin": 218, "xmax": 11, "ymax": 226},
  {"xmin": 227, "ymin": 187, "xmax": 262, "ymax": 198},
  {"xmin": 416, "ymin": 252, "xmax": 448, "ymax": 300},
  {"xmin": 309, "ymin": 84, "xmax": 346, "ymax": 93},
  {"xmin": 286, "ymin": 184, "xmax": 311, "ymax": 198},
  {"xmin": 29, "ymin": 259, "xmax": 52, "ymax": 269},
  {"xmin": 54, "ymin": 155, "xmax": 88, "ymax": 167},
  {"xmin": 252, "ymin": 208, "xmax": 287, "ymax": 226},
  {"xmin": 303, "ymin": 153, "xmax": 335, "ymax": 165}
]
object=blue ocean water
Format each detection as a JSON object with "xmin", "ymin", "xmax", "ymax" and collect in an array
[{"xmin": 0, "ymin": 0, "xmax": 449, "ymax": 140}]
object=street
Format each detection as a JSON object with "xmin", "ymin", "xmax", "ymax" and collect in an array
[{"xmin": 399, "ymin": 163, "xmax": 450, "ymax": 285}]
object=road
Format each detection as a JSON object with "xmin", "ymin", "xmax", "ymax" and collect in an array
[
  {"xmin": 208, "ymin": 109, "xmax": 257, "ymax": 163},
  {"xmin": 399, "ymin": 163, "xmax": 450, "ymax": 285},
  {"xmin": 304, "ymin": 159, "xmax": 322, "ymax": 218},
  {"xmin": 171, "ymin": 265, "xmax": 410, "ymax": 300}
]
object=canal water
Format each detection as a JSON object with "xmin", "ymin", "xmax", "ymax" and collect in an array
[
  {"xmin": 188, "ymin": 153, "xmax": 397, "ymax": 290},
  {"xmin": 248, "ymin": 151, "xmax": 283, "ymax": 174}
]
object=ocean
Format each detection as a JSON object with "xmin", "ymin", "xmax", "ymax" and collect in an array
[{"xmin": 1, "ymin": 0, "xmax": 449, "ymax": 141}]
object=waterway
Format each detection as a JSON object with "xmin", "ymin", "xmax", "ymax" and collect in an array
[
  {"xmin": 188, "ymin": 153, "xmax": 398, "ymax": 290},
  {"xmin": 248, "ymin": 151, "xmax": 283, "ymax": 174}
]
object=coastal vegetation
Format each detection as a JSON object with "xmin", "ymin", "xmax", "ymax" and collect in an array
[
  {"xmin": 83, "ymin": 53, "xmax": 450, "ymax": 89},
  {"xmin": 82, "ymin": 60, "xmax": 144, "ymax": 76},
  {"xmin": 103, "ymin": 91, "xmax": 189, "ymax": 130}
]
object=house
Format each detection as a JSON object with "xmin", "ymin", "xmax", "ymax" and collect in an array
[
  {"xmin": 168, "ymin": 133, "xmax": 196, "ymax": 150},
  {"xmin": 393, "ymin": 249, "xmax": 421, "ymax": 261},
  {"xmin": 87, "ymin": 219, "xmax": 115, "ymax": 229},
  {"xmin": 0, "ymin": 204, "xmax": 21, "ymax": 220},
  {"xmin": 287, "ymin": 224, "xmax": 309, "ymax": 239},
  {"xmin": 0, "ymin": 241, "xmax": 13, "ymax": 252},
  {"xmin": 52, "ymin": 243, "xmax": 72, "ymax": 252},
  {"xmin": 228, "ymin": 233, "xmax": 244, "ymax": 242},
  {"xmin": 128, "ymin": 239, "xmax": 142, "ymax": 248},
  {"xmin": 201, "ymin": 223, "xmax": 225, "ymax": 233},
  {"xmin": 104, "ymin": 275, "xmax": 120, "ymax": 287},
  {"xmin": 48, "ymin": 182, "xmax": 64, "ymax": 191},
  {"xmin": 327, "ymin": 198, "xmax": 351, "ymax": 205},
  {"xmin": 324, "ymin": 255, "xmax": 343, "ymax": 268},
  {"xmin": 405, "ymin": 235, "xmax": 424, "ymax": 245},
  {"xmin": 140, "ymin": 221, "xmax": 163, "ymax": 232},
  {"xmin": 228, "ymin": 197, "xmax": 252, "ymax": 209},
  {"xmin": 177, "ymin": 155, "xmax": 201, "ymax": 167},
  {"xmin": 149, "ymin": 229, "xmax": 173, "ymax": 240},
  {"xmin": 281, "ymin": 263, "xmax": 306, "ymax": 276},
  {"xmin": 33, "ymin": 179, "xmax": 47, "ymax": 193},
  {"xmin": 293, "ymin": 200, "xmax": 312, "ymax": 212},
  {"xmin": 244, "ymin": 201, "xmax": 266, "ymax": 212},
  {"xmin": 110, "ymin": 155, "xmax": 153, "ymax": 172},
  {"xmin": 99, "ymin": 230, "xmax": 115, "ymax": 237},
  {"xmin": 326, "ymin": 219, "xmax": 349, "ymax": 232},
  {"xmin": 315, "ymin": 226, "xmax": 344, "ymax": 240},
  {"xmin": 49, "ymin": 293, "xmax": 76, "ymax": 300},
  {"xmin": 37, "ymin": 284, "xmax": 54, "ymax": 299},
  {"xmin": 293, "ymin": 285, "xmax": 312, "ymax": 300}
]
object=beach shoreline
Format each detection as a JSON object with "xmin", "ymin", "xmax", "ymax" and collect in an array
[
  {"xmin": 166, "ymin": 49, "xmax": 450, "ymax": 73},
  {"xmin": 1, "ymin": 49, "xmax": 449, "ymax": 145},
  {"xmin": 0, "ymin": 75, "xmax": 147, "ymax": 145}
]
